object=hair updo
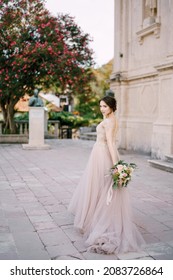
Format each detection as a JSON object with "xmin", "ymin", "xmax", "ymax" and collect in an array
[{"xmin": 99, "ymin": 96, "xmax": 117, "ymax": 112}]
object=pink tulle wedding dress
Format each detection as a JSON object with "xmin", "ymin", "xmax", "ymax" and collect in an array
[{"xmin": 68, "ymin": 117, "xmax": 145, "ymax": 254}]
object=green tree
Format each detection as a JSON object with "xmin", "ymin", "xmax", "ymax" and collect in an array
[
  {"xmin": 75, "ymin": 59, "xmax": 113, "ymax": 120},
  {"xmin": 0, "ymin": 0, "xmax": 94, "ymax": 133},
  {"xmin": 92, "ymin": 59, "xmax": 113, "ymax": 97}
]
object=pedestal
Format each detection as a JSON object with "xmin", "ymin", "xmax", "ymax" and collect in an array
[{"xmin": 23, "ymin": 107, "xmax": 50, "ymax": 150}]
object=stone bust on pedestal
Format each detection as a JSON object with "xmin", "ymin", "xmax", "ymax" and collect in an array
[
  {"xmin": 28, "ymin": 89, "xmax": 44, "ymax": 107},
  {"xmin": 23, "ymin": 88, "xmax": 50, "ymax": 150}
]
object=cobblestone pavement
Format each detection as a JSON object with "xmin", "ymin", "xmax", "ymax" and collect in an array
[{"xmin": 0, "ymin": 139, "xmax": 173, "ymax": 260}]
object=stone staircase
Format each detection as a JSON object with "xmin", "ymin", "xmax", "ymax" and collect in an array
[
  {"xmin": 79, "ymin": 126, "xmax": 97, "ymax": 141},
  {"xmin": 80, "ymin": 132, "xmax": 97, "ymax": 141},
  {"xmin": 148, "ymin": 154, "xmax": 173, "ymax": 173}
]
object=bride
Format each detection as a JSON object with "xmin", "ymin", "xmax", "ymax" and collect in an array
[{"xmin": 68, "ymin": 95, "xmax": 145, "ymax": 254}]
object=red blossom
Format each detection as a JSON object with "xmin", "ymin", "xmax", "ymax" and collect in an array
[{"xmin": 0, "ymin": 0, "xmax": 94, "ymax": 133}]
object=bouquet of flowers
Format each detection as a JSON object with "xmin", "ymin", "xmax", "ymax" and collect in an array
[{"xmin": 110, "ymin": 160, "xmax": 137, "ymax": 189}]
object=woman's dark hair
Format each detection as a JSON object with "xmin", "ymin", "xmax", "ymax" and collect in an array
[{"xmin": 100, "ymin": 96, "xmax": 117, "ymax": 112}]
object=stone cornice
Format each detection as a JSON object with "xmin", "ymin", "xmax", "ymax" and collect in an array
[
  {"xmin": 154, "ymin": 61, "xmax": 173, "ymax": 72},
  {"xmin": 110, "ymin": 71, "xmax": 158, "ymax": 82},
  {"xmin": 110, "ymin": 71, "xmax": 128, "ymax": 82},
  {"xmin": 127, "ymin": 71, "xmax": 158, "ymax": 81},
  {"xmin": 111, "ymin": 62, "xmax": 173, "ymax": 83}
]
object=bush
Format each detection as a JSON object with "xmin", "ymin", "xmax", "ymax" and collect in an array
[
  {"xmin": 48, "ymin": 111, "xmax": 89, "ymax": 128},
  {"xmin": 14, "ymin": 112, "xmax": 29, "ymax": 121}
]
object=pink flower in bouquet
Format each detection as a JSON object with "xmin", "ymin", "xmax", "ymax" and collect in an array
[{"xmin": 110, "ymin": 160, "xmax": 137, "ymax": 189}]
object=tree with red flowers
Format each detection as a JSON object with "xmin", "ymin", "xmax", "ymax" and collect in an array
[{"xmin": 0, "ymin": 0, "xmax": 94, "ymax": 133}]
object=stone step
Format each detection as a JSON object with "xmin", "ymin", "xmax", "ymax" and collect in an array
[
  {"xmin": 165, "ymin": 154, "xmax": 173, "ymax": 163},
  {"xmin": 80, "ymin": 132, "xmax": 96, "ymax": 141},
  {"xmin": 148, "ymin": 159, "xmax": 173, "ymax": 173}
]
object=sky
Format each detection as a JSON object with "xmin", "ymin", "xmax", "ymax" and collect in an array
[{"xmin": 44, "ymin": 0, "xmax": 114, "ymax": 67}]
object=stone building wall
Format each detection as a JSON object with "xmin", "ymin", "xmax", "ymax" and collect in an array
[{"xmin": 111, "ymin": 0, "xmax": 173, "ymax": 158}]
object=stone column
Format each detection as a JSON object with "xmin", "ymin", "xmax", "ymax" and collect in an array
[
  {"xmin": 23, "ymin": 107, "xmax": 50, "ymax": 150},
  {"xmin": 121, "ymin": 0, "xmax": 128, "ymax": 73},
  {"xmin": 112, "ymin": 0, "xmax": 128, "ymax": 74},
  {"xmin": 113, "ymin": 0, "xmax": 122, "ymax": 73}
]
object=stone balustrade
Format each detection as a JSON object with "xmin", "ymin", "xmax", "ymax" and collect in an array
[
  {"xmin": 0, "ymin": 120, "xmax": 29, "ymax": 136},
  {"xmin": 0, "ymin": 120, "xmax": 61, "ymax": 143},
  {"xmin": 0, "ymin": 120, "xmax": 92, "ymax": 142}
]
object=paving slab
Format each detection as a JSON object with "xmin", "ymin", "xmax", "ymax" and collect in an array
[
  {"xmin": 0, "ymin": 139, "xmax": 173, "ymax": 260},
  {"xmin": 38, "ymin": 228, "xmax": 70, "ymax": 246},
  {"xmin": 46, "ymin": 242, "xmax": 79, "ymax": 259}
]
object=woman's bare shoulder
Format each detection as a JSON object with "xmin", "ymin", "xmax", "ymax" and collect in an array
[{"xmin": 103, "ymin": 116, "xmax": 118, "ymax": 128}]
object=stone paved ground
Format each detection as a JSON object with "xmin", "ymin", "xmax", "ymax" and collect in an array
[{"xmin": 0, "ymin": 139, "xmax": 173, "ymax": 260}]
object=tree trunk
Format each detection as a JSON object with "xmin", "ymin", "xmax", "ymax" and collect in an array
[{"xmin": 1, "ymin": 101, "xmax": 17, "ymax": 134}]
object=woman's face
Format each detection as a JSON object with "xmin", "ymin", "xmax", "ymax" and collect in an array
[{"xmin": 100, "ymin": 100, "xmax": 112, "ymax": 117}]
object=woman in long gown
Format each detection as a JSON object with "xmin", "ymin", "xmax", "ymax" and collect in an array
[{"xmin": 68, "ymin": 96, "xmax": 145, "ymax": 254}]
